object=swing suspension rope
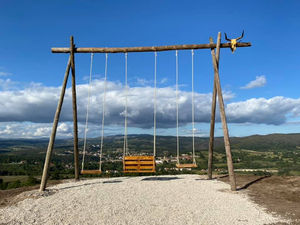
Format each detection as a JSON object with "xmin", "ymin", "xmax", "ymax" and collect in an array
[
  {"xmin": 153, "ymin": 52, "xmax": 157, "ymax": 157},
  {"xmin": 123, "ymin": 53, "xmax": 129, "ymax": 156},
  {"xmin": 176, "ymin": 50, "xmax": 196, "ymax": 165},
  {"xmin": 81, "ymin": 53, "xmax": 94, "ymax": 171},
  {"xmin": 191, "ymin": 49, "xmax": 196, "ymax": 164},
  {"xmin": 122, "ymin": 52, "xmax": 157, "ymax": 158},
  {"xmin": 99, "ymin": 53, "xmax": 108, "ymax": 171},
  {"xmin": 81, "ymin": 53, "xmax": 108, "ymax": 172},
  {"xmin": 176, "ymin": 50, "xmax": 180, "ymax": 165}
]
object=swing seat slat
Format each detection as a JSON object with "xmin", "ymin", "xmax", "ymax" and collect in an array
[
  {"xmin": 176, "ymin": 163, "xmax": 197, "ymax": 168},
  {"xmin": 81, "ymin": 170, "xmax": 102, "ymax": 175}
]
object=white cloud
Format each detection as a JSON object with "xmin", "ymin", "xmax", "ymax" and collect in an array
[
  {"xmin": 240, "ymin": 75, "xmax": 266, "ymax": 89},
  {"xmin": 226, "ymin": 96, "xmax": 300, "ymax": 125},
  {"xmin": 1, "ymin": 79, "xmax": 300, "ymax": 139},
  {"xmin": 0, "ymin": 125, "xmax": 14, "ymax": 135},
  {"xmin": 0, "ymin": 72, "xmax": 12, "ymax": 77},
  {"xmin": 1, "ymin": 79, "xmax": 231, "ymax": 128},
  {"xmin": 160, "ymin": 78, "xmax": 168, "ymax": 84},
  {"xmin": 135, "ymin": 78, "xmax": 150, "ymax": 86},
  {"xmin": 0, "ymin": 78, "xmax": 18, "ymax": 91}
]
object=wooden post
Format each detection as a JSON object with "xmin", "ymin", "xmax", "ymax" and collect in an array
[
  {"xmin": 207, "ymin": 36, "xmax": 221, "ymax": 179},
  {"xmin": 70, "ymin": 36, "xmax": 80, "ymax": 181},
  {"xmin": 39, "ymin": 57, "xmax": 71, "ymax": 191},
  {"xmin": 210, "ymin": 32, "xmax": 237, "ymax": 191}
]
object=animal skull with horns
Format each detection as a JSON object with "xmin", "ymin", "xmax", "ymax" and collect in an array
[{"xmin": 225, "ymin": 31, "xmax": 244, "ymax": 53}]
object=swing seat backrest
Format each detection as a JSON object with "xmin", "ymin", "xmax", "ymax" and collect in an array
[{"xmin": 123, "ymin": 156, "xmax": 156, "ymax": 173}]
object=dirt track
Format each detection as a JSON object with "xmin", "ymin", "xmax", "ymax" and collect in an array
[{"xmin": 219, "ymin": 175, "xmax": 300, "ymax": 224}]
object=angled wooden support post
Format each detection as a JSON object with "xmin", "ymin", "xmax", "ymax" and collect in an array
[
  {"xmin": 70, "ymin": 36, "xmax": 80, "ymax": 181},
  {"xmin": 40, "ymin": 57, "xmax": 71, "ymax": 191},
  {"xmin": 207, "ymin": 35, "xmax": 221, "ymax": 180},
  {"xmin": 209, "ymin": 32, "xmax": 236, "ymax": 191}
]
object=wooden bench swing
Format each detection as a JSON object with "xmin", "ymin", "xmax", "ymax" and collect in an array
[
  {"xmin": 174, "ymin": 50, "xmax": 197, "ymax": 169},
  {"xmin": 80, "ymin": 53, "xmax": 106, "ymax": 175},
  {"xmin": 122, "ymin": 52, "xmax": 156, "ymax": 173}
]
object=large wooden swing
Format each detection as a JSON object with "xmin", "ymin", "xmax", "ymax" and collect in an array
[
  {"xmin": 123, "ymin": 156, "xmax": 156, "ymax": 173},
  {"xmin": 39, "ymin": 33, "xmax": 251, "ymax": 192},
  {"xmin": 122, "ymin": 52, "xmax": 157, "ymax": 173}
]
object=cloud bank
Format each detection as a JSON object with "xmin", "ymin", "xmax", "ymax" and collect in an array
[
  {"xmin": 1, "ymin": 79, "xmax": 300, "ymax": 138},
  {"xmin": 240, "ymin": 75, "xmax": 266, "ymax": 89}
]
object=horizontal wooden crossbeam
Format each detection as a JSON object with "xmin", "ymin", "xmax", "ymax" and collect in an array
[{"xmin": 52, "ymin": 42, "xmax": 251, "ymax": 53}]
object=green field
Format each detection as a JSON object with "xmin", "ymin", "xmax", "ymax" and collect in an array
[{"xmin": 1, "ymin": 133, "xmax": 300, "ymax": 190}]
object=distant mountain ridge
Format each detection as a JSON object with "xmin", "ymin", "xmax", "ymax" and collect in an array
[{"xmin": 1, "ymin": 133, "xmax": 300, "ymax": 155}]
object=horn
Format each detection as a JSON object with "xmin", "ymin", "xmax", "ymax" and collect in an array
[
  {"xmin": 236, "ymin": 30, "xmax": 244, "ymax": 41},
  {"xmin": 224, "ymin": 33, "xmax": 231, "ymax": 41}
]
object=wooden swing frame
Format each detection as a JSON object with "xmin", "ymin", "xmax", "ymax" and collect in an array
[{"xmin": 39, "ymin": 33, "xmax": 251, "ymax": 192}]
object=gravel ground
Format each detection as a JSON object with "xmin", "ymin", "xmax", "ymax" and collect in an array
[{"xmin": 0, "ymin": 175, "xmax": 287, "ymax": 225}]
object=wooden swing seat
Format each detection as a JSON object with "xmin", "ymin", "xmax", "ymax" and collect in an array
[
  {"xmin": 123, "ymin": 156, "xmax": 156, "ymax": 173},
  {"xmin": 176, "ymin": 163, "xmax": 197, "ymax": 168},
  {"xmin": 81, "ymin": 170, "xmax": 102, "ymax": 175}
]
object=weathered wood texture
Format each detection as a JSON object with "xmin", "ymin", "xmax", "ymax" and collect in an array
[
  {"xmin": 123, "ymin": 156, "xmax": 156, "ymax": 173},
  {"xmin": 210, "ymin": 32, "xmax": 236, "ymax": 191},
  {"xmin": 52, "ymin": 42, "xmax": 251, "ymax": 53},
  {"xmin": 207, "ymin": 36, "xmax": 221, "ymax": 180},
  {"xmin": 70, "ymin": 36, "xmax": 80, "ymax": 181},
  {"xmin": 40, "ymin": 57, "xmax": 71, "ymax": 191},
  {"xmin": 176, "ymin": 163, "xmax": 197, "ymax": 168},
  {"xmin": 81, "ymin": 170, "xmax": 102, "ymax": 175}
]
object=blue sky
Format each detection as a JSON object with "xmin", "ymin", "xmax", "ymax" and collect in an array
[{"xmin": 1, "ymin": 0, "xmax": 300, "ymax": 138}]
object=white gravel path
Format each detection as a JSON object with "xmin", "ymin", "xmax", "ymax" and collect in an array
[{"xmin": 0, "ymin": 175, "xmax": 286, "ymax": 225}]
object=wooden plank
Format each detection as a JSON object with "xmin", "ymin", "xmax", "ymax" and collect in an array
[
  {"xmin": 124, "ymin": 161, "xmax": 155, "ymax": 165},
  {"xmin": 124, "ymin": 167, "xmax": 155, "ymax": 170},
  {"xmin": 81, "ymin": 170, "xmax": 102, "ymax": 175},
  {"xmin": 39, "ymin": 56, "xmax": 71, "ymax": 192},
  {"xmin": 52, "ymin": 42, "xmax": 251, "ymax": 53},
  {"xmin": 124, "ymin": 170, "xmax": 155, "ymax": 173},
  {"xmin": 210, "ymin": 32, "xmax": 236, "ymax": 191},
  {"xmin": 124, "ymin": 166, "xmax": 155, "ymax": 170},
  {"xmin": 139, "ymin": 166, "xmax": 155, "ymax": 169},
  {"xmin": 124, "ymin": 156, "xmax": 155, "ymax": 160},
  {"xmin": 124, "ymin": 166, "xmax": 139, "ymax": 169},
  {"xmin": 176, "ymin": 163, "xmax": 197, "ymax": 168}
]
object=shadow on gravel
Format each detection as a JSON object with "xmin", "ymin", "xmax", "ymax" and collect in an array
[
  {"xmin": 237, "ymin": 175, "xmax": 271, "ymax": 191},
  {"xmin": 103, "ymin": 180, "xmax": 122, "ymax": 184},
  {"xmin": 141, "ymin": 177, "xmax": 181, "ymax": 181},
  {"xmin": 195, "ymin": 175, "xmax": 229, "ymax": 181},
  {"xmin": 58, "ymin": 181, "xmax": 103, "ymax": 190}
]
